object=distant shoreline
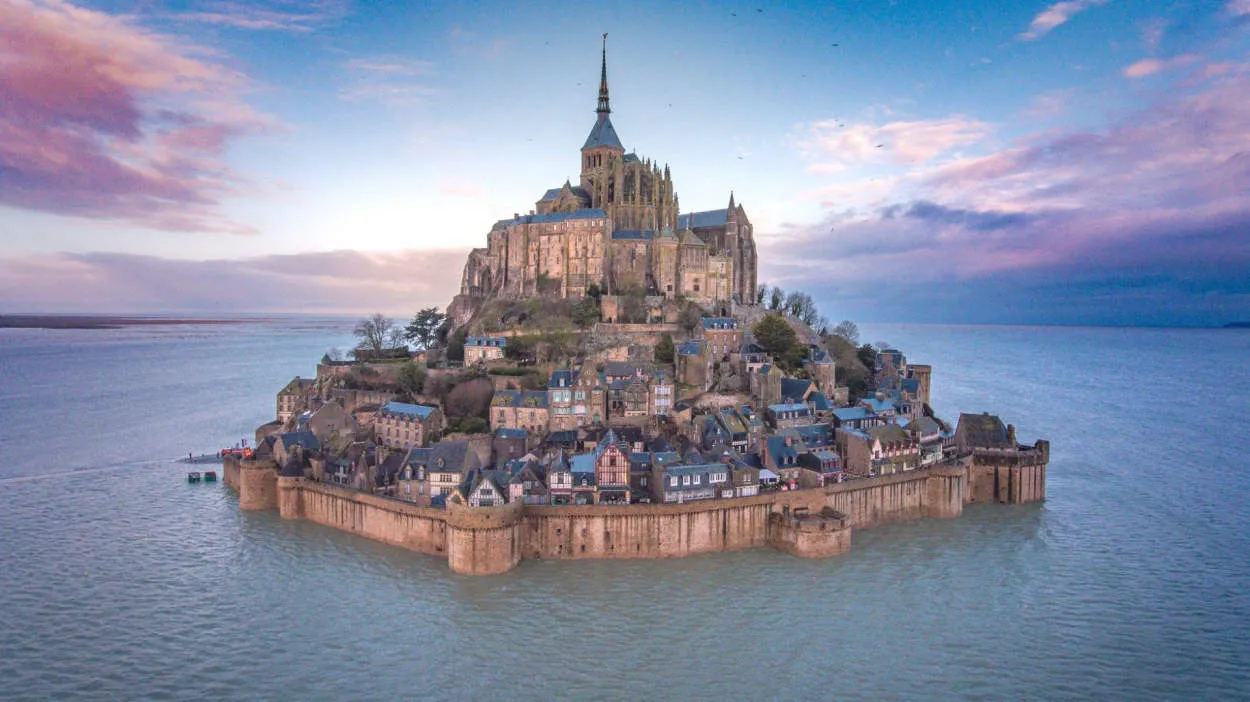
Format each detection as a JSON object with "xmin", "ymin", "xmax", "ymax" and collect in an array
[
  {"xmin": 1224, "ymin": 322, "xmax": 1250, "ymax": 329},
  {"xmin": 0, "ymin": 315, "xmax": 257, "ymax": 330}
]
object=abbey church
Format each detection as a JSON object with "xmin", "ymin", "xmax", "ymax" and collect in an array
[{"xmin": 451, "ymin": 39, "xmax": 758, "ymax": 320}]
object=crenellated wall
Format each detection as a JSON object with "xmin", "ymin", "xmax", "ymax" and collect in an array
[{"xmin": 225, "ymin": 457, "xmax": 1043, "ymax": 575}]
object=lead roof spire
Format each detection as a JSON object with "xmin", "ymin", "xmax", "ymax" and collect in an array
[{"xmin": 597, "ymin": 33, "xmax": 611, "ymax": 115}]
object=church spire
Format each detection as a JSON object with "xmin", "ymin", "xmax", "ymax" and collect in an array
[{"xmin": 597, "ymin": 33, "xmax": 611, "ymax": 115}]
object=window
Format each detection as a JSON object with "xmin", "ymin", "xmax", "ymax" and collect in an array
[
  {"xmin": 669, "ymin": 476, "xmax": 678, "ymax": 487},
  {"xmin": 682, "ymin": 475, "xmax": 690, "ymax": 486}
]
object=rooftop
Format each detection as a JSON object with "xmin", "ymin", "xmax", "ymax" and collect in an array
[{"xmin": 380, "ymin": 401, "xmax": 438, "ymax": 419}]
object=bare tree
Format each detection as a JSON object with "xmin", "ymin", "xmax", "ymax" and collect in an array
[
  {"xmin": 354, "ymin": 313, "xmax": 394, "ymax": 355},
  {"xmin": 832, "ymin": 320, "xmax": 860, "ymax": 344}
]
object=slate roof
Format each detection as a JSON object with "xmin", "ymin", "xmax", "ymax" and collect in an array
[
  {"xmin": 380, "ymin": 401, "xmax": 437, "ymax": 419},
  {"xmin": 583, "ymin": 114, "xmax": 624, "ymax": 149},
  {"xmin": 794, "ymin": 423, "xmax": 833, "ymax": 446},
  {"xmin": 678, "ymin": 209, "xmax": 730, "ymax": 229},
  {"xmin": 769, "ymin": 403, "xmax": 811, "ymax": 414},
  {"xmin": 780, "ymin": 378, "xmax": 812, "ymax": 402},
  {"xmin": 604, "ymin": 361, "xmax": 651, "ymax": 378},
  {"xmin": 429, "ymin": 440, "xmax": 474, "ymax": 473},
  {"xmin": 277, "ymin": 431, "xmax": 320, "ymax": 452},
  {"xmin": 809, "ymin": 392, "xmax": 834, "ymax": 412},
  {"xmin": 539, "ymin": 184, "xmax": 591, "ymax": 202},
  {"xmin": 677, "ymin": 340, "xmax": 703, "ymax": 356},
  {"xmin": 611, "ymin": 230, "xmax": 655, "ymax": 240},
  {"xmin": 861, "ymin": 397, "xmax": 898, "ymax": 414},
  {"xmin": 870, "ymin": 424, "xmax": 911, "ymax": 445},
  {"xmin": 766, "ymin": 436, "xmax": 799, "ymax": 464},
  {"xmin": 957, "ymin": 413, "xmax": 1013, "ymax": 449},
  {"xmin": 495, "ymin": 427, "xmax": 527, "ymax": 439},
  {"xmin": 512, "ymin": 209, "xmax": 608, "ymax": 226},
  {"xmin": 548, "ymin": 369, "xmax": 574, "ymax": 388},
  {"xmin": 465, "ymin": 336, "xmax": 506, "ymax": 347},
  {"xmin": 833, "ymin": 406, "xmax": 873, "ymax": 422},
  {"xmin": 700, "ymin": 317, "xmax": 738, "ymax": 330}
]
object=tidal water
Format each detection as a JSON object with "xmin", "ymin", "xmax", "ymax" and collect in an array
[{"xmin": 2, "ymin": 319, "xmax": 1249, "ymax": 700}]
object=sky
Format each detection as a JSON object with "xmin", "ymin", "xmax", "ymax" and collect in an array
[{"xmin": 1, "ymin": 0, "xmax": 1248, "ymax": 326}]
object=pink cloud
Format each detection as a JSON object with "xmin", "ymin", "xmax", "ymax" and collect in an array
[
  {"xmin": 799, "ymin": 115, "xmax": 990, "ymax": 171},
  {"xmin": 1018, "ymin": 0, "xmax": 1109, "ymax": 41},
  {"xmin": 1229, "ymin": 0, "xmax": 1250, "ymax": 17},
  {"xmin": 171, "ymin": 0, "xmax": 349, "ymax": 32},
  {"xmin": 1123, "ymin": 54, "xmax": 1200, "ymax": 79},
  {"xmin": 767, "ymin": 62, "xmax": 1250, "ymax": 290},
  {"xmin": 0, "ymin": 249, "xmax": 470, "ymax": 314},
  {"xmin": 0, "ymin": 0, "xmax": 270, "ymax": 233}
]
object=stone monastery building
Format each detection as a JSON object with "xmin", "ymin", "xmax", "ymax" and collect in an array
[{"xmin": 455, "ymin": 38, "xmax": 759, "ymax": 309}]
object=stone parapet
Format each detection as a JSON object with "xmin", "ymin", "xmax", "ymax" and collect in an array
[{"xmin": 237, "ymin": 459, "xmax": 278, "ymax": 511}]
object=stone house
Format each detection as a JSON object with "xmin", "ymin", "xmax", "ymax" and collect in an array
[
  {"xmin": 501, "ymin": 458, "xmax": 548, "ymax": 505},
  {"xmin": 906, "ymin": 416, "xmax": 947, "ymax": 466},
  {"xmin": 274, "ymin": 430, "xmax": 320, "ymax": 469},
  {"xmin": 768, "ymin": 402, "xmax": 814, "ymax": 429},
  {"xmin": 277, "ymin": 377, "xmax": 316, "ymax": 422},
  {"xmin": 715, "ymin": 407, "xmax": 750, "ymax": 454},
  {"xmin": 780, "ymin": 377, "xmax": 814, "ymax": 405},
  {"xmin": 832, "ymin": 406, "xmax": 881, "ymax": 433},
  {"xmin": 491, "ymin": 390, "xmax": 550, "ymax": 435},
  {"xmin": 396, "ymin": 447, "xmax": 432, "ymax": 503},
  {"xmin": 697, "ymin": 317, "xmax": 742, "ymax": 361},
  {"xmin": 463, "ymin": 336, "xmax": 507, "ymax": 365},
  {"xmin": 298, "ymin": 400, "xmax": 355, "ymax": 444},
  {"xmin": 376, "ymin": 401, "xmax": 443, "ymax": 451},
  {"xmin": 457, "ymin": 469, "xmax": 509, "ymax": 507},
  {"xmin": 954, "ymin": 412, "xmax": 1015, "ymax": 455},
  {"xmin": 804, "ymin": 347, "xmax": 836, "ymax": 394},
  {"xmin": 492, "ymin": 427, "xmax": 528, "ymax": 464},
  {"xmin": 547, "ymin": 367, "xmax": 606, "ymax": 432},
  {"xmin": 654, "ymin": 463, "xmax": 724, "ymax": 503},
  {"xmin": 603, "ymin": 361, "xmax": 653, "ymax": 384},
  {"xmin": 427, "ymin": 440, "xmax": 482, "ymax": 504},
  {"xmin": 838, "ymin": 424, "xmax": 919, "ymax": 477},
  {"xmin": 675, "ymin": 340, "xmax": 707, "ymax": 390},
  {"xmin": 735, "ymin": 342, "xmax": 771, "ymax": 376},
  {"xmin": 751, "ymin": 364, "xmax": 783, "ymax": 406}
]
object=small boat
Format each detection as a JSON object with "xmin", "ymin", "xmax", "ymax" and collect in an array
[
  {"xmin": 187, "ymin": 472, "xmax": 202, "ymax": 483},
  {"xmin": 203, "ymin": 471, "xmax": 217, "ymax": 482}
]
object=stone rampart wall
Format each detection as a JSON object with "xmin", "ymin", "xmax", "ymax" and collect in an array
[{"xmin": 227, "ymin": 462, "xmax": 1042, "ymax": 575}]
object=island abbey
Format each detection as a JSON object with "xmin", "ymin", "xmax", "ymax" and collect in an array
[{"xmin": 451, "ymin": 38, "xmax": 758, "ymax": 317}]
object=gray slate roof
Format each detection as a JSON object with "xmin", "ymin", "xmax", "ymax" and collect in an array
[
  {"xmin": 583, "ymin": 114, "xmax": 624, "ymax": 150},
  {"xmin": 678, "ymin": 209, "xmax": 729, "ymax": 229}
]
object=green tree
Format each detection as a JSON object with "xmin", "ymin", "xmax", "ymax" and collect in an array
[
  {"xmin": 571, "ymin": 296, "xmax": 600, "ymax": 328},
  {"xmin": 753, "ymin": 313, "xmax": 798, "ymax": 359},
  {"xmin": 654, "ymin": 333, "xmax": 675, "ymax": 364},
  {"xmin": 586, "ymin": 282, "xmax": 602, "ymax": 301},
  {"xmin": 396, "ymin": 360, "xmax": 426, "ymax": 401},
  {"xmin": 404, "ymin": 307, "xmax": 447, "ymax": 350}
]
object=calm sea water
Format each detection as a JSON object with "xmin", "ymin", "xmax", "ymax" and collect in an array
[{"xmin": 2, "ymin": 319, "xmax": 1249, "ymax": 700}]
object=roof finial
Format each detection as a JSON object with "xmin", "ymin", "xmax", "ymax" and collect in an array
[
  {"xmin": 597, "ymin": 33, "xmax": 611, "ymax": 115},
  {"xmin": 729, "ymin": 190, "xmax": 736, "ymax": 209}
]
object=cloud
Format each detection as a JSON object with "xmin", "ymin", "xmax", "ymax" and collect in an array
[
  {"xmin": 1123, "ymin": 54, "xmax": 1200, "ymax": 78},
  {"xmin": 1020, "ymin": 89, "xmax": 1074, "ymax": 119},
  {"xmin": 764, "ymin": 62, "xmax": 1250, "ymax": 324},
  {"xmin": 0, "ymin": 0, "xmax": 271, "ymax": 233},
  {"xmin": 0, "ymin": 249, "xmax": 470, "ymax": 314},
  {"xmin": 171, "ymin": 0, "xmax": 348, "ymax": 32},
  {"xmin": 799, "ymin": 115, "xmax": 990, "ymax": 172},
  {"xmin": 1230, "ymin": 0, "xmax": 1250, "ymax": 17},
  {"xmin": 1018, "ymin": 0, "xmax": 1109, "ymax": 41},
  {"xmin": 340, "ymin": 55, "xmax": 438, "ymax": 105}
]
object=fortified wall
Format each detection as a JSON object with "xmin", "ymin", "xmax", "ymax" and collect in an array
[{"xmin": 224, "ymin": 454, "xmax": 1043, "ymax": 576}]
